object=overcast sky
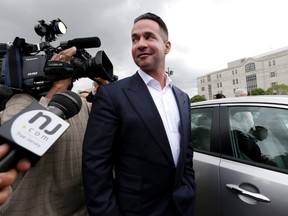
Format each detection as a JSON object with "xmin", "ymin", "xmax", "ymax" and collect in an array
[{"xmin": 2, "ymin": 0, "xmax": 288, "ymax": 96}]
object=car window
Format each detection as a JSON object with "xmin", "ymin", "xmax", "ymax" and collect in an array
[
  {"xmin": 191, "ymin": 108, "xmax": 213, "ymax": 151},
  {"xmin": 229, "ymin": 106, "xmax": 288, "ymax": 170}
]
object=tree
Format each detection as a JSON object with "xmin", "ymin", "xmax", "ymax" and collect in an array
[
  {"xmin": 190, "ymin": 95, "xmax": 206, "ymax": 103},
  {"xmin": 250, "ymin": 88, "xmax": 266, "ymax": 95},
  {"xmin": 266, "ymin": 84, "xmax": 288, "ymax": 95}
]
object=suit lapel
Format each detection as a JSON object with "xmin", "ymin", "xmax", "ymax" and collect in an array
[
  {"xmin": 172, "ymin": 86, "xmax": 190, "ymax": 168},
  {"xmin": 123, "ymin": 73, "xmax": 174, "ymax": 165}
]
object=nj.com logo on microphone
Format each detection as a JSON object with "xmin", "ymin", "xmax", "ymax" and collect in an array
[{"xmin": 11, "ymin": 110, "xmax": 70, "ymax": 156}]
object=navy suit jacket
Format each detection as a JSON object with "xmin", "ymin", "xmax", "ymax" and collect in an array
[{"xmin": 82, "ymin": 72, "xmax": 195, "ymax": 216}]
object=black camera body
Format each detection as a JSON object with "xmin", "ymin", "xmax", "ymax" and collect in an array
[{"xmin": 0, "ymin": 18, "xmax": 116, "ymax": 97}]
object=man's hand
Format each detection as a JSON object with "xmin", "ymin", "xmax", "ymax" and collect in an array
[
  {"xmin": 0, "ymin": 143, "xmax": 31, "ymax": 205},
  {"xmin": 45, "ymin": 47, "xmax": 77, "ymax": 99},
  {"xmin": 50, "ymin": 46, "xmax": 77, "ymax": 63}
]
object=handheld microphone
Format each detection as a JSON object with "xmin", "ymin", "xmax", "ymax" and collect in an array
[
  {"xmin": 0, "ymin": 90, "xmax": 82, "ymax": 172},
  {"xmin": 60, "ymin": 37, "xmax": 101, "ymax": 49},
  {"xmin": 47, "ymin": 90, "xmax": 82, "ymax": 119}
]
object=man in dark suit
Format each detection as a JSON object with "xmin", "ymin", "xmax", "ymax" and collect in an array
[{"xmin": 82, "ymin": 12, "xmax": 196, "ymax": 216}]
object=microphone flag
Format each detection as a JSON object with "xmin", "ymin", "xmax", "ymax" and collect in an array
[{"xmin": 0, "ymin": 101, "xmax": 69, "ymax": 156}]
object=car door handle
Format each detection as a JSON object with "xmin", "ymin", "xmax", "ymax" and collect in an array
[{"xmin": 226, "ymin": 184, "xmax": 271, "ymax": 203}]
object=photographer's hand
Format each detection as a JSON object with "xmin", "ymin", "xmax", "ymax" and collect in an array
[
  {"xmin": 0, "ymin": 143, "xmax": 30, "ymax": 205},
  {"xmin": 51, "ymin": 46, "xmax": 77, "ymax": 63},
  {"xmin": 45, "ymin": 47, "xmax": 77, "ymax": 99}
]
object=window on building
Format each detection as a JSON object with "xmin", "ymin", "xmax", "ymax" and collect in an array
[
  {"xmin": 273, "ymin": 60, "xmax": 276, "ymax": 66},
  {"xmin": 245, "ymin": 62, "xmax": 256, "ymax": 72},
  {"xmin": 208, "ymin": 84, "xmax": 212, "ymax": 99},
  {"xmin": 235, "ymin": 69, "xmax": 237, "ymax": 74},
  {"xmin": 270, "ymin": 71, "xmax": 277, "ymax": 78},
  {"xmin": 268, "ymin": 61, "xmax": 271, "ymax": 67},
  {"xmin": 232, "ymin": 70, "xmax": 234, "ymax": 75},
  {"xmin": 220, "ymin": 82, "xmax": 222, "ymax": 88},
  {"xmin": 271, "ymin": 82, "xmax": 277, "ymax": 87},
  {"xmin": 217, "ymin": 83, "xmax": 219, "ymax": 88},
  {"xmin": 233, "ymin": 79, "xmax": 235, "ymax": 85},
  {"xmin": 246, "ymin": 74, "xmax": 257, "ymax": 92},
  {"xmin": 236, "ymin": 79, "xmax": 239, "ymax": 84},
  {"xmin": 207, "ymin": 75, "xmax": 211, "ymax": 82},
  {"xmin": 201, "ymin": 87, "xmax": 205, "ymax": 91}
]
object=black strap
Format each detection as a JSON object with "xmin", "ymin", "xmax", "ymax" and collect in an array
[{"xmin": 5, "ymin": 45, "xmax": 22, "ymax": 88}]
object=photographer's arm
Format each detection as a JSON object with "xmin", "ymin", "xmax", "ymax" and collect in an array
[{"xmin": 44, "ymin": 78, "xmax": 73, "ymax": 100}]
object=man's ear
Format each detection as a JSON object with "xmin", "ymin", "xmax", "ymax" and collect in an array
[{"xmin": 164, "ymin": 40, "xmax": 171, "ymax": 54}]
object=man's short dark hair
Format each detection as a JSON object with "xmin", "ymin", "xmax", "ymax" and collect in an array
[
  {"xmin": 215, "ymin": 93, "xmax": 226, "ymax": 99},
  {"xmin": 134, "ymin": 12, "xmax": 169, "ymax": 40}
]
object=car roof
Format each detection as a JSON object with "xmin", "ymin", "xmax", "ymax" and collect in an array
[{"xmin": 191, "ymin": 95, "xmax": 288, "ymax": 107}]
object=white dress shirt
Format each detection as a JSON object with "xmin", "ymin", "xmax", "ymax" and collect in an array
[{"xmin": 138, "ymin": 70, "xmax": 181, "ymax": 166}]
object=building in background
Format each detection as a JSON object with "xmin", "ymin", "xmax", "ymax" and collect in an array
[{"xmin": 197, "ymin": 46, "xmax": 288, "ymax": 99}]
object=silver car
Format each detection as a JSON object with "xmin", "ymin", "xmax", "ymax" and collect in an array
[{"xmin": 191, "ymin": 96, "xmax": 288, "ymax": 216}]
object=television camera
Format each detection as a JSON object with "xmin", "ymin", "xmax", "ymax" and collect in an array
[{"xmin": 0, "ymin": 18, "xmax": 116, "ymax": 98}]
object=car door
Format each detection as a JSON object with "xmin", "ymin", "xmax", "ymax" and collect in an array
[
  {"xmin": 191, "ymin": 105, "xmax": 222, "ymax": 216},
  {"xmin": 219, "ymin": 103, "xmax": 288, "ymax": 216}
]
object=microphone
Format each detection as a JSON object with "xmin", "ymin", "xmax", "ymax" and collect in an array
[
  {"xmin": 0, "ymin": 84, "xmax": 13, "ymax": 111},
  {"xmin": 60, "ymin": 37, "xmax": 101, "ymax": 49},
  {"xmin": 0, "ymin": 90, "xmax": 82, "ymax": 172},
  {"xmin": 47, "ymin": 90, "xmax": 82, "ymax": 119}
]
